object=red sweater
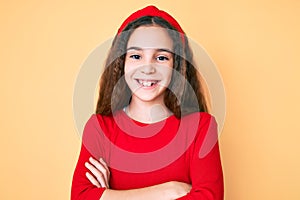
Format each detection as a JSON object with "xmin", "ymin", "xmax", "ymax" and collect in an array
[{"xmin": 71, "ymin": 111, "xmax": 224, "ymax": 199}]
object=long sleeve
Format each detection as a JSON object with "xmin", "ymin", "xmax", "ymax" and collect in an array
[
  {"xmin": 71, "ymin": 144, "xmax": 106, "ymax": 200},
  {"xmin": 177, "ymin": 114, "xmax": 224, "ymax": 200},
  {"xmin": 71, "ymin": 115, "xmax": 107, "ymax": 200},
  {"xmin": 71, "ymin": 113, "xmax": 224, "ymax": 199}
]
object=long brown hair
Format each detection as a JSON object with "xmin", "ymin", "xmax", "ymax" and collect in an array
[{"xmin": 96, "ymin": 16, "xmax": 209, "ymax": 118}]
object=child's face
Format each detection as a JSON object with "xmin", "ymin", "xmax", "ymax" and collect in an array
[{"xmin": 124, "ymin": 25, "xmax": 174, "ymax": 104}]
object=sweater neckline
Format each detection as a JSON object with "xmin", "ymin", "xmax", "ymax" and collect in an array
[
  {"xmin": 121, "ymin": 108, "xmax": 175, "ymax": 126},
  {"xmin": 110, "ymin": 110, "xmax": 177, "ymax": 139}
]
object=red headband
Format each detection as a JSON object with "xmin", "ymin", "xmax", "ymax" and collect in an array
[{"xmin": 117, "ymin": 5, "xmax": 185, "ymax": 42}]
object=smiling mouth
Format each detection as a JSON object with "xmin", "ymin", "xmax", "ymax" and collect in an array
[{"xmin": 135, "ymin": 79, "xmax": 160, "ymax": 87}]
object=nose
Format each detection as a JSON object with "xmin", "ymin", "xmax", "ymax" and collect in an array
[
  {"xmin": 140, "ymin": 50, "xmax": 156, "ymax": 74},
  {"xmin": 140, "ymin": 64, "xmax": 155, "ymax": 74}
]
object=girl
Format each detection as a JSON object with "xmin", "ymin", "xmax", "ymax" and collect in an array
[{"xmin": 71, "ymin": 5, "xmax": 223, "ymax": 200}]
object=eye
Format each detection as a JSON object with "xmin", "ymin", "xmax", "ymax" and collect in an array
[
  {"xmin": 156, "ymin": 56, "xmax": 169, "ymax": 61},
  {"xmin": 129, "ymin": 54, "xmax": 141, "ymax": 60}
]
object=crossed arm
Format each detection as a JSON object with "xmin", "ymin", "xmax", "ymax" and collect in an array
[
  {"xmin": 71, "ymin": 141, "xmax": 223, "ymax": 200},
  {"xmin": 85, "ymin": 157, "xmax": 191, "ymax": 200},
  {"xmin": 71, "ymin": 113, "xmax": 224, "ymax": 200},
  {"xmin": 71, "ymin": 144, "xmax": 191, "ymax": 200}
]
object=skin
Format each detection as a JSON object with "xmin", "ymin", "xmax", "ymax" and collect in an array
[
  {"xmin": 85, "ymin": 26, "xmax": 192, "ymax": 200},
  {"xmin": 86, "ymin": 158, "xmax": 191, "ymax": 200},
  {"xmin": 124, "ymin": 25, "xmax": 174, "ymax": 123}
]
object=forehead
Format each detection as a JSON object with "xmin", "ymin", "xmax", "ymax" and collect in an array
[{"xmin": 127, "ymin": 26, "xmax": 173, "ymax": 51}]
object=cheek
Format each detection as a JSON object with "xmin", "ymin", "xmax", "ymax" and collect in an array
[
  {"xmin": 124, "ymin": 59, "xmax": 136, "ymax": 75},
  {"xmin": 124, "ymin": 63, "xmax": 135, "ymax": 86},
  {"xmin": 124, "ymin": 59, "xmax": 129, "ymax": 74},
  {"xmin": 158, "ymin": 68, "xmax": 173, "ymax": 87},
  {"xmin": 166, "ymin": 72, "xmax": 173, "ymax": 85},
  {"xmin": 124, "ymin": 64, "xmax": 134, "ymax": 78},
  {"xmin": 164, "ymin": 66, "xmax": 173, "ymax": 78}
]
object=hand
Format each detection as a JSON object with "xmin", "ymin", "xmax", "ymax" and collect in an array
[
  {"xmin": 85, "ymin": 157, "xmax": 110, "ymax": 188},
  {"xmin": 168, "ymin": 181, "xmax": 192, "ymax": 199}
]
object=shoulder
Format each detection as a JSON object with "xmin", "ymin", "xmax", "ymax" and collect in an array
[
  {"xmin": 92, "ymin": 113, "xmax": 117, "ymax": 132},
  {"xmin": 172, "ymin": 112, "xmax": 216, "ymax": 136},
  {"xmin": 199, "ymin": 112, "xmax": 217, "ymax": 128},
  {"xmin": 193, "ymin": 112, "xmax": 217, "ymax": 134},
  {"xmin": 186, "ymin": 112, "xmax": 219, "ymax": 158},
  {"xmin": 82, "ymin": 113, "xmax": 117, "ymax": 136},
  {"xmin": 180, "ymin": 112, "xmax": 218, "ymax": 144},
  {"xmin": 91, "ymin": 110, "xmax": 127, "ymax": 132},
  {"xmin": 82, "ymin": 113, "xmax": 119, "ymax": 144},
  {"xmin": 84, "ymin": 113, "xmax": 114, "ymax": 126},
  {"xmin": 181, "ymin": 112, "xmax": 216, "ymax": 127},
  {"xmin": 93, "ymin": 113, "xmax": 114, "ymax": 124}
]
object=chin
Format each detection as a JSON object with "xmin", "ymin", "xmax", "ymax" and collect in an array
[{"xmin": 133, "ymin": 92, "xmax": 165, "ymax": 103}]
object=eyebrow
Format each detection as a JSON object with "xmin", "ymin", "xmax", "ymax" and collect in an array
[{"xmin": 126, "ymin": 46, "xmax": 173, "ymax": 54}]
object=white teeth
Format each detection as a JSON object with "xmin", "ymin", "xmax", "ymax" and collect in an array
[
  {"xmin": 143, "ymin": 82, "xmax": 152, "ymax": 87},
  {"xmin": 137, "ymin": 80, "xmax": 158, "ymax": 87}
]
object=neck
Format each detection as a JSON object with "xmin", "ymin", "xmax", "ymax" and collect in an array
[{"xmin": 126, "ymin": 96, "xmax": 172, "ymax": 123}]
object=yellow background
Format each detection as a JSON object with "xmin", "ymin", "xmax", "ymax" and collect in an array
[{"xmin": 1, "ymin": 0, "xmax": 299, "ymax": 199}]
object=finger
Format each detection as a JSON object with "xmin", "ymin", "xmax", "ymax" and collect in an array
[
  {"xmin": 85, "ymin": 162, "xmax": 107, "ymax": 188},
  {"xmin": 100, "ymin": 158, "xmax": 110, "ymax": 173},
  {"xmin": 89, "ymin": 157, "xmax": 110, "ymax": 187},
  {"xmin": 99, "ymin": 158, "xmax": 110, "ymax": 188},
  {"xmin": 85, "ymin": 172, "xmax": 101, "ymax": 188},
  {"xmin": 89, "ymin": 157, "xmax": 110, "ymax": 188}
]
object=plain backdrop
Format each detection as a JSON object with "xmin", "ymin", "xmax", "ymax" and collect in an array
[{"xmin": 1, "ymin": 0, "xmax": 299, "ymax": 199}]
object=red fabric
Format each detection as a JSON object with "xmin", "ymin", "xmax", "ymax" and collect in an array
[
  {"xmin": 71, "ymin": 145, "xmax": 105, "ymax": 200},
  {"xmin": 71, "ymin": 111, "xmax": 224, "ymax": 200},
  {"xmin": 118, "ymin": 5, "xmax": 184, "ymax": 35}
]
